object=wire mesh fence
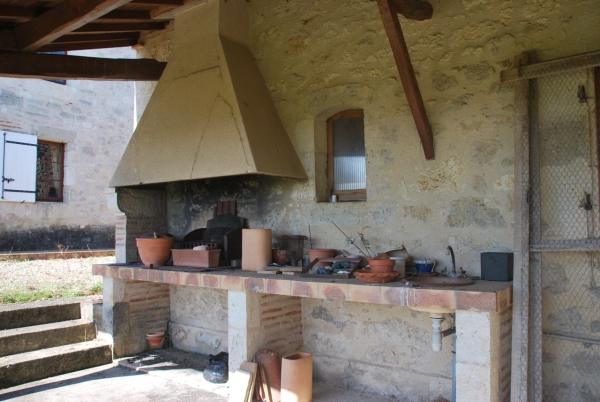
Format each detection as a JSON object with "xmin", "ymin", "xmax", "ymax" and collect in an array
[{"xmin": 527, "ymin": 67, "xmax": 600, "ymax": 402}]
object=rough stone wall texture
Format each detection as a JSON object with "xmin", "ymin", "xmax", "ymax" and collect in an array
[
  {"xmin": 0, "ymin": 47, "xmax": 135, "ymax": 251},
  {"xmin": 134, "ymin": 0, "xmax": 600, "ymax": 397},
  {"xmin": 169, "ymin": 286, "xmax": 228, "ymax": 355},
  {"xmin": 302, "ymin": 299, "xmax": 453, "ymax": 400}
]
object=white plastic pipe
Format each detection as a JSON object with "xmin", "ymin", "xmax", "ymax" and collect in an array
[{"xmin": 431, "ymin": 316, "xmax": 444, "ymax": 352}]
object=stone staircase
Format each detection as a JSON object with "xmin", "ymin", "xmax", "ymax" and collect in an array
[{"xmin": 0, "ymin": 300, "xmax": 113, "ymax": 389}]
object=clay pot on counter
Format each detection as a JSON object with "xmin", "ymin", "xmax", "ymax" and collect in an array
[
  {"xmin": 272, "ymin": 249, "xmax": 289, "ymax": 265},
  {"xmin": 146, "ymin": 332, "xmax": 165, "ymax": 347},
  {"xmin": 136, "ymin": 235, "xmax": 175, "ymax": 267},
  {"xmin": 366, "ymin": 258, "xmax": 395, "ymax": 273},
  {"xmin": 307, "ymin": 249, "xmax": 335, "ymax": 267}
]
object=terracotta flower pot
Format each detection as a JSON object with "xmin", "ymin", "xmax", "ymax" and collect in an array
[
  {"xmin": 136, "ymin": 236, "xmax": 174, "ymax": 267},
  {"xmin": 281, "ymin": 352, "xmax": 313, "ymax": 402},
  {"xmin": 366, "ymin": 258, "xmax": 395, "ymax": 273},
  {"xmin": 272, "ymin": 249, "xmax": 289, "ymax": 265},
  {"xmin": 146, "ymin": 332, "xmax": 165, "ymax": 347},
  {"xmin": 307, "ymin": 249, "xmax": 335, "ymax": 267}
]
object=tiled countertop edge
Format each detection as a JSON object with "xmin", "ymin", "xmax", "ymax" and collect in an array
[{"xmin": 93, "ymin": 264, "xmax": 512, "ymax": 313}]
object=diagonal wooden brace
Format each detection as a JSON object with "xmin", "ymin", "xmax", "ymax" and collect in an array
[{"xmin": 376, "ymin": 0, "xmax": 435, "ymax": 160}]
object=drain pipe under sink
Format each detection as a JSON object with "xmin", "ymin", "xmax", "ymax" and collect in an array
[{"xmin": 429, "ymin": 314, "xmax": 456, "ymax": 352}]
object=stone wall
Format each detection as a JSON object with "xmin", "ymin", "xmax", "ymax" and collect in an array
[
  {"xmin": 170, "ymin": 286, "xmax": 229, "ymax": 355},
  {"xmin": 0, "ymin": 47, "xmax": 135, "ymax": 251},
  {"xmin": 303, "ymin": 299, "xmax": 453, "ymax": 400}
]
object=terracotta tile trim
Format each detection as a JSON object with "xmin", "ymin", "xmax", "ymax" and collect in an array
[{"xmin": 92, "ymin": 264, "xmax": 513, "ymax": 312}]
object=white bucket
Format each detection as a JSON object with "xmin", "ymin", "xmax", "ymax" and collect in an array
[{"xmin": 390, "ymin": 257, "xmax": 406, "ymax": 278}]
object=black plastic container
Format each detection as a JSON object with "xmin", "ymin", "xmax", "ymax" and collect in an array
[{"xmin": 481, "ymin": 252, "xmax": 514, "ymax": 281}]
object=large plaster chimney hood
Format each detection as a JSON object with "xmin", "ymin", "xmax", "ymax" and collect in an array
[{"xmin": 110, "ymin": 0, "xmax": 307, "ymax": 187}]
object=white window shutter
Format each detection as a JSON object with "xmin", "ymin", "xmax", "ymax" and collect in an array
[{"xmin": 1, "ymin": 131, "xmax": 37, "ymax": 203}]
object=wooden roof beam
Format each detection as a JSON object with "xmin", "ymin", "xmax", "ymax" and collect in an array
[
  {"xmin": 72, "ymin": 22, "xmax": 166, "ymax": 33},
  {"xmin": 0, "ymin": 51, "xmax": 166, "ymax": 81},
  {"xmin": 371, "ymin": 0, "xmax": 433, "ymax": 21},
  {"xmin": 0, "ymin": 5, "xmax": 38, "ymax": 22},
  {"xmin": 0, "ymin": 0, "xmax": 134, "ymax": 52},
  {"xmin": 52, "ymin": 32, "xmax": 139, "ymax": 43},
  {"xmin": 375, "ymin": 0, "xmax": 434, "ymax": 159},
  {"xmin": 38, "ymin": 38, "xmax": 138, "ymax": 52}
]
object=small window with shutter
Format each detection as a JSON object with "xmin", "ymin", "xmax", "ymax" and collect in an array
[
  {"xmin": 0, "ymin": 131, "xmax": 37, "ymax": 203},
  {"xmin": 36, "ymin": 140, "xmax": 64, "ymax": 202},
  {"xmin": 327, "ymin": 109, "xmax": 367, "ymax": 202}
]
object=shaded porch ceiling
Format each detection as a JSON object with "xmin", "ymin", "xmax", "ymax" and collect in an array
[{"xmin": 0, "ymin": 0, "xmax": 436, "ymax": 159}]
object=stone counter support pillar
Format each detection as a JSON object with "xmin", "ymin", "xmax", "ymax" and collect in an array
[
  {"xmin": 228, "ymin": 291, "xmax": 303, "ymax": 373},
  {"xmin": 455, "ymin": 307, "xmax": 512, "ymax": 402},
  {"xmin": 101, "ymin": 277, "xmax": 170, "ymax": 357}
]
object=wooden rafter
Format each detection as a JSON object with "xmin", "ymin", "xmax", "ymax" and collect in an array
[
  {"xmin": 375, "ymin": 0, "xmax": 434, "ymax": 159},
  {"xmin": 0, "ymin": 52, "xmax": 166, "ymax": 81},
  {"xmin": 38, "ymin": 38, "xmax": 138, "ymax": 52},
  {"xmin": 0, "ymin": 0, "xmax": 134, "ymax": 52},
  {"xmin": 73, "ymin": 22, "xmax": 166, "ymax": 33},
  {"xmin": 371, "ymin": 0, "xmax": 432, "ymax": 21},
  {"xmin": 52, "ymin": 32, "xmax": 140, "ymax": 43}
]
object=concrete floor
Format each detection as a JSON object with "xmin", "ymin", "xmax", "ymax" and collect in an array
[{"xmin": 0, "ymin": 355, "xmax": 402, "ymax": 402}]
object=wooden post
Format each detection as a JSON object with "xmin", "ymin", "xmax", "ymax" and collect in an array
[
  {"xmin": 510, "ymin": 51, "xmax": 534, "ymax": 402},
  {"xmin": 375, "ymin": 0, "xmax": 435, "ymax": 160}
]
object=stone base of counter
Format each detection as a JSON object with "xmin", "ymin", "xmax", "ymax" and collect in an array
[{"xmin": 94, "ymin": 264, "xmax": 512, "ymax": 401}]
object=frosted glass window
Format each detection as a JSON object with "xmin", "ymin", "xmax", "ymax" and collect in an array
[{"xmin": 327, "ymin": 110, "xmax": 366, "ymax": 201}]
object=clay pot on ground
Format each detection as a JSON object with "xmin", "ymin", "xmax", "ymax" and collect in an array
[
  {"xmin": 307, "ymin": 249, "xmax": 335, "ymax": 267},
  {"xmin": 136, "ymin": 235, "xmax": 174, "ymax": 267},
  {"xmin": 366, "ymin": 258, "xmax": 395, "ymax": 273},
  {"xmin": 281, "ymin": 352, "xmax": 313, "ymax": 402},
  {"xmin": 146, "ymin": 332, "xmax": 165, "ymax": 347}
]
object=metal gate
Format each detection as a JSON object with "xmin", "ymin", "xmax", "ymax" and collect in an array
[{"xmin": 528, "ymin": 67, "xmax": 600, "ymax": 401}]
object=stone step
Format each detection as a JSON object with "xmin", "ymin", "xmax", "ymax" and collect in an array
[
  {"xmin": 0, "ymin": 319, "xmax": 97, "ymax": 358},
  {"xmin": 0, "ymin": 340, "xmax": 113, "ymax": 389},
  {"xmin": 0, "ymin": 301, "xmax": 81, "ymax": 330}
]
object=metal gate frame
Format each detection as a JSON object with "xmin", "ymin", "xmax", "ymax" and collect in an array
[{"xmin": 505, "ymin": 50, "xmax": 600, "ymax": 401}]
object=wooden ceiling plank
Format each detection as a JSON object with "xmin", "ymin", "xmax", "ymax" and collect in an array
[
  {"xmin": 0, "ymin": 51, "xmax": 166, "ymax": 80},
  {"xmin": 0, "ymin": 29, "xmax": 18, "ymax": 51},
  {"xmin": 73, "ymin": 22, "xmax": 166, "ymax": 33},
  {"xmin": 369, "ymin": 0, "xmax": 433, "ymax": 21},
  {"xmin": 38, "ymin": 38, "xmax": 138, "ymax": 51},
  {"xmin": 0, "ymin": 5, "xmax": 37, "ymax": 21},
  {"xmin": 99, "ymin": 9, "xmax": 153, "ymax": 21},
  {"xmin": 53, "ymin": 32, "xmax": 139, "ymax": 43},
  {"xmin": 375, "ymin": 0, "xmax": 434, "ymax": 159},
  {"xmin": 130, "ymin": 0, "xmax": 183, "ymax": 5},
  {"xmin": 11, "ymin": 0, "xmax": 135, "ymax": 52}
]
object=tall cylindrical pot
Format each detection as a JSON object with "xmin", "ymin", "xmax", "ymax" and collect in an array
[
  {"xmin": 242, "ymin": 229, "xmax": 272, "ymax": 271},
  {"xmin": 281, "ymin": 352, "xmax": 312, "ymax": 402}
]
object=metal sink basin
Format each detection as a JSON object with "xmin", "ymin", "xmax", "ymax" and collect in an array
[{"xmin": 405, "ymin": 276, "xmax": 475, "ymax": 287}]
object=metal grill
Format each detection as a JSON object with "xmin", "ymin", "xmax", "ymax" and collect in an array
[{"xmin": 527, "ymin": 67, "xmax": 600, "ymax": 401}]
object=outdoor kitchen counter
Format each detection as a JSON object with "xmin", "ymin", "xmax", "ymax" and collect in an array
[{"xmin": 92, "ymin": 263, "xmax": 512, "ymax": 312}]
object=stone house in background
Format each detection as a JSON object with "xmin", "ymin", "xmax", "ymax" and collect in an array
[{"xmin": 0, "ymin": 47, "xmax": 135, "ymax": 251}]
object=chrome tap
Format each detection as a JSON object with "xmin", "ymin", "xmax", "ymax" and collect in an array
[{"xmin": 442, "ymin": 246, "xmax": 467, "ymax": 278}]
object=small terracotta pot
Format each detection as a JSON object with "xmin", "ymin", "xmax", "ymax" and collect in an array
[
  {"xmin": 272, "ymin": 249, "xmax": 289, "ymax": 265},
  {"xmin": 366, "ymin": 258, "xmax": 395, "ymax": 273},
  {"xmin": 307, "ymin": 249, "xmax": 335, "ymax": 267},
  {"xmin": 146, "ymin": 332, "xmax": 165, "ymax": 347},
  {"xmin": 136, "ymin": 236, "xmax": 174, "ymax": 267}
]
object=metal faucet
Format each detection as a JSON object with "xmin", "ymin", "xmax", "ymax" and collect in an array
[{"xmin": 442, "ymin": 246, "xmax": 467, "ymax": 278}]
